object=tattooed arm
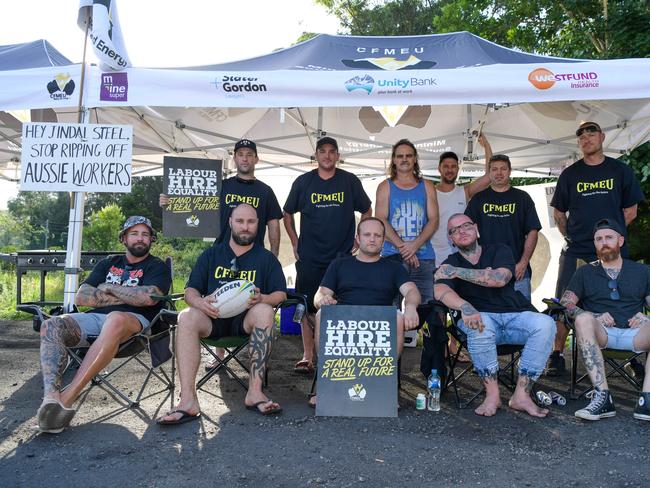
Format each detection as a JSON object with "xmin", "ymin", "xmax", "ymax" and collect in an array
[
  {"xmin": 434, "ymin": 283, "xmax": 484, "ymax": 332},
  {"xmin": 95, "ymin": 283, "xmax": 164, "ymax": 307},
  {"xmin": 75, "ymin": 283, "xmax": 123, "ymax": 308},
  {"xmin": 560, "ymin": 289, "xmax": 615, "ymax": 327},
  {"xmin": 434, "ymin": 264, "xmax": 512, "ymax": 288}
]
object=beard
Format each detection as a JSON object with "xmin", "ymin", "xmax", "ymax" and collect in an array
[
  {"xmin": 126, "ymin": 242, "xmax": 150, "ymax": 258},
  {"xmin": 597, "ymin": 245, "xmax": 620, "ymax": 262},
  {"xmin": 441, "ymin": 174, "xmax": 457, "ymax": 185},
  {"xmin": 232, "ymin": 230, "xmax": 255, "ymax": 246}
]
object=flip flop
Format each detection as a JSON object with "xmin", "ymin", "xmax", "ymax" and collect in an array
[
  {"xmin": 37, "ymin": 399, "xmax": 76, "ymax": 434},
  {"xmin": 156, "ymin": 409, "xmax": 201, "ymax": 425},
  {"xmin": 246, "ymin": 400, "xmax": 283, "ymax": 415},
  {"xmin": 294, "ymin": 359, "xmax": 315, "ymax": 375}
]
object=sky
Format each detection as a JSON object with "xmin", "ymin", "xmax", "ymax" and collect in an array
[{"xmin": 0, "ymin": 0, "xmax": 341, "ymax": 207}]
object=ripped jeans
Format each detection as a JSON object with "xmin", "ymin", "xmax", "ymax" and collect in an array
[{"xmin": 458, "ymin": 311, "xmax": 555, "ymax": 381}]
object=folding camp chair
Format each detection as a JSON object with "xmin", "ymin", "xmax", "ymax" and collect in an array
[
  {"xmin": 543, "ymin": 299, "xmax": 647, "ymax": 399},
  {"xmin": 196, "ymin": 291, "xmax": 308, "ymax": 392},
  {"xmin": 439, "ymin": 305, "xmax": 525, "ymax": 409},
  {"xmin": 19, "ymin": 257, "xmax": 179, "ymax": 409}
]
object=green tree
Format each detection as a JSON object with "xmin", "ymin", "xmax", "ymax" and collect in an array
[
  {"xmin": 7, "ymin": 192, "xmax": 70, "ymax": 248},
  {"xmin": 0, "ymin": 210, "xmax": 34, "ymax": 252},
  {"xmin": 83, "ymin": 204, "xmax": 124, "ymax": 252}
]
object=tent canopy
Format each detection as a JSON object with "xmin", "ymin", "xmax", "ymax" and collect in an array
[
  {"xmin": 0, "ymin": 39, "xmax": 72, "ymax": 71},
  {"xmin": 1, "ymin": 33, "xmax": 650, "ymax": 180}
]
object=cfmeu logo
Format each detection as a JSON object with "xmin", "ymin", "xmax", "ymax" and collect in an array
[
  {"xmin": 345, "ymin": 75, "xmax": 375, "ymax": 94},
  {"xmin": 348, "ymin": 383, "xmax": 367, "ymax": 401},
  {"xmin": 47, "ymin": 73, "xmax": 75, "ymax": 100}
]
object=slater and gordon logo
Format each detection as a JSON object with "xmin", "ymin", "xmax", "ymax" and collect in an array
[
  {"xmin": 528, "ymin": 68, "xmax": 600, "ymax": 90},
  {"xmin": 46, "ymin": 73, "xmax": 75, "ymax": 100},
  {"xmin": 100, "ymin": 72, "xmax": 128, "ymax": 102},
  {"xmin": 211, "ymin": 75, "xmax": 268, "ymax": 99}
]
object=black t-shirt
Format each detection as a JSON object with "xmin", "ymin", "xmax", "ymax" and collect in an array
[
  {"xmin": 186, "ymin": 241, "xmax": 286, "ymax": 297},
  {"xmin": 82, "ymin": 254, "xmax": 172, "ymax": 322},
  {"xmin": 284, "ymin": 168, "xmax": 371, "ymax": 267},
  {"xmin": 565, "ymin": 259, "xmax": 650, "ymax": 328},
  {"xmin": 321, "ymin": 256, "xmax": 409, "ymax": 306},
  {"xmin": 217, "ymin": 176, "xmax": 283, "ymax": 247},
  {"xmin": 436, "ymin": 244, "xmax": 536, "ymax": 313},
  {"xmin": 551, "ymin": 157, "xmax": 644, "ymax": 257},
  {"xmin": 465, "ymin": 186, "xmax": 541, "ymax": 265}
]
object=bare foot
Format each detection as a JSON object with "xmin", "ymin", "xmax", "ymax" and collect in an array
[
  {"xmin": 308, "ymin": 395, "xmax": 317, "ymax": 408},
  {"xmin": 245, "ymin": 392, "xmax": 281, "ymax": 414},
  {"xmin": 156, "ymin": 401, "xmax": 201, "ymax": 423},
  {"xmin": 474, "ymin": 396, "xmax": 501, "ymax": 416},
  {"xmin": 509, "ymin": 394, "xmax": 549, "ymax": 418}
]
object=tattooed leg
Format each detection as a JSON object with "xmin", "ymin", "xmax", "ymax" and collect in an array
[
  {"xmin": 40, "ymin": 315, "xmax": 82, "ymax": 397},
  {"xmin": 249, "ymin": 325, "xmax": 274, "ymax": 387},
  {"xmin": 475, "ymin": 372, "xmax": 501, "ymax": 417},
  {"xmin": 574, "ymin": 313, "xmax": 609, "ymax": 391}
]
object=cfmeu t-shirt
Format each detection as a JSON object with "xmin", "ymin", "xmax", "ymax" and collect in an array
[
  {"xmin": 284, "ymin": 168, "xmax": 371, "ymax": 267},
  {"xmin": 551, "ymin": 157, "xmax": 644, "ymax": 257},
  {"xmin": 82, "ymin": 254, "xmax": 172, "ymax": 322},
  {"xmin": 186, "ymin": 241, "xmax": 286, "ymax": 297},
  {"xmin": 217, "ymin": 177, "xmax": 283, "ymax": 246},
  {"xmin": 321, "ymin": 256, "xmax": 409, "ymax": 306},
  {"xmin": 436, "ymin": 244, "xmax": 535, "ymax": 313},
  {"xmin": 465, "ymin": 187, "xmax": 541, "ymax": 265}
]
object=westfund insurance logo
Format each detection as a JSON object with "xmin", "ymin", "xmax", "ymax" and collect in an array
[
  {"xmin": 46, "ymin": 73, "xmax": 75, "ymax": 100},
  {"xmin": 528, "ymin": 68, "xmax": 600, "ymax": 90}
]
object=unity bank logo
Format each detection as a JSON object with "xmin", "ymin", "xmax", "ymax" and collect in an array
[
  {"xmin": 345, "ymin": 75, "xmax": 375, "ymax": 94},
  {"xmin": 46, "ymin": 73, "xmax": 75, "ymax": 100},
  {"xmin": 528, "ymin": 67, "xmax": 600, "ymax": 90},
  {"xmin": 348, "ymin": 383, "xmax": 367, "ymax": 401}
]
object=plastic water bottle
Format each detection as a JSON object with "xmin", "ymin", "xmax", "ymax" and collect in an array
[{"xmin": 427, "ymin": 369, "xmax": 441, "ymax": 412}]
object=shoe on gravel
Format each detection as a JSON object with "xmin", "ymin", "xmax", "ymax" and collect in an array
[
  {"xmin": 575, "ymin": 389, "xmax": 616, "ymax": 421},
  {"xmin": 633, "ymin": 392, "xmax": 650, "ymax": 421}
]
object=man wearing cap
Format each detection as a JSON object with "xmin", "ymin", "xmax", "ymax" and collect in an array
[
  {"xmin": 284, "ymin": 136, "xmax": 372, "ymax": 374},
  {"xmin": 160, "ymin": 138, "xmax": 283, "ymax": 255},
  {"xmin": 36, "ymin": 216, "xmax": 171, "ymax": 433},
  {"xmin": 548, "ymin": 121, "xmax": 645, "ymax": 375},
  {"xmin": 560, "ymin": 218, "xmax": 650, "ymax": 421},
  {"xmin": 465, "ymin": 153, "xmax": 542, "ymax": 300}
]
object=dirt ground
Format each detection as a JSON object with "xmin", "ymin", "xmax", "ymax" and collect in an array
[{"xmin": 1, "ymin": 319, "xmax": 649, "ymax": 488}]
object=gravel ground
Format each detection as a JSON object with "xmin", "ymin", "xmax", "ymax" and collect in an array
[{"xmin": 1, "ymin": 320, "xmax": 649, "ymax": 488}]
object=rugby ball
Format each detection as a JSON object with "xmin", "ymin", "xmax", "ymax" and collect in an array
[{"xmin": 210, "ymin": 280, "xmax": 256, "ymax": 318}]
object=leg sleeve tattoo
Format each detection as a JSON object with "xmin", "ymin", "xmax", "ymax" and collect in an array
[
  {"xmin": 249, "ymin": 326, "xmax": 275, "ymax": 383},
  {"xmin": 40, "ymin": 316, "xmax": 82, "ymax": 395},
  {"xmin": 578, "ymin": 338, "xmax": 606, "ymax": 390},
  {"xmin": 517, "ymin": 374, "xmax": 534, "ymax": 393}
]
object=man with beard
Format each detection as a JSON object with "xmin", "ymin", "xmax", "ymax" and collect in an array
[
  {"xmin": 560, "ymin": 219, "xmax": 650, "ymax": 421},
  {"xmin": 434, "ymin": 213, "xmax": 555, "ymax": 417},
  {"xmin": 431, "ymin": 134, "xmax": 492, "ymax": 268},
  {"xmin": 376, "ymin": 139, "xmax": 438, "ymax": 303},
  {"xmin": 157, "ymin": 204, "xmax": 287, "ymax": 423},
  {"xmin": 548, "ymin": 122, "xmax": 644, "ymax": 375},
  {"xmin": 465, "ymin": 154, "xmax": 542, "ymax": 300},
  {"xmin": 308, "ymin": 217, "xmax": 421, "ymax": 407},
  {"xmin": 37, "ymin": 216, "xmax": 171, "ymax": 433}
]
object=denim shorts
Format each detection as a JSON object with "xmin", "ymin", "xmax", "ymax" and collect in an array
[
  {"xmin": 69, "ymin": 312, "xmax": 150, "ymax": 344},
  {"xmin": 602, "ymin": 326, "xmax": 642, "ymax": 353}
]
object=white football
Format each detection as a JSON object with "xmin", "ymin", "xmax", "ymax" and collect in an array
[{"xmin": 210, "ymin": 280, "xmax": 256, "ymax": 318}]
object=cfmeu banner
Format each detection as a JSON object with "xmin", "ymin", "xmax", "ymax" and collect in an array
[{"xmin": 78, "ymin": 0, "xmax": 131, "ymax": 70}]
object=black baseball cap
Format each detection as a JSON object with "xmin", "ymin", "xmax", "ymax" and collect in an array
[
  {"xmin": 234, "ymin": 139, "xmax": 257, "ymax": 155},
  {"xmin": 316, "ymin": 136, "xmax": 338, "ymax": 151},
  {"xmin": 593, "ymin": 218, "xmax": 624, "ymax": 237}
]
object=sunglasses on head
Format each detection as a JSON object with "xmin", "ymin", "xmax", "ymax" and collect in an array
[
  {"xmin": 576, "ymin": 125, "xmax": 601, "ymax": 137},
  {"xmin": 229, "ymin": 257, "xmax": 239, "ymax": 274}
]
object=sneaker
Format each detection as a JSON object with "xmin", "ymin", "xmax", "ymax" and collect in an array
[
  {"xmin": 634, "ymin": 393, "xmax": 650, "ymax": 421},
  {"xmin": 545, "ymin": 351, "xmax": 566, "ymax": 376},
  {"xmin": 575, "ymin": 389, "xmax": 616, "ymax": 421}
]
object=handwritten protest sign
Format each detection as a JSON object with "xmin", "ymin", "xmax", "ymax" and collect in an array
[
  {"xmin": 316, "ymin": 305, "xmax": 398, "ymax": 418},
  {"xmin": 162, "ymin": 156, "xmax": 222, "ymax": 238},
  {"xmin": 20, "ymin": 122, "xmax": 132, "ymax": 192}
]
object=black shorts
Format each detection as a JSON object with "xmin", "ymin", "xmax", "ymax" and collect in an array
[
  {"xmin": 554, "ymin": 250, "xmax": 597, "ymax": 298},
  {"xmin": 208, "ymin": 311, "xmax": 248, "ymax": 340},
  {"xmin": 295, "ymin": 260, "xmax": 328, "ymax": 314}
]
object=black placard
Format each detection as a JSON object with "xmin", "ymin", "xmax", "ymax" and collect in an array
[
  {"xmin": 316, "ymin": 305, "xmax": 398, "ymax": 418},
  {"xmin": 162, "ymin": 157, "xmax": 222, "ymax": 238}
]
